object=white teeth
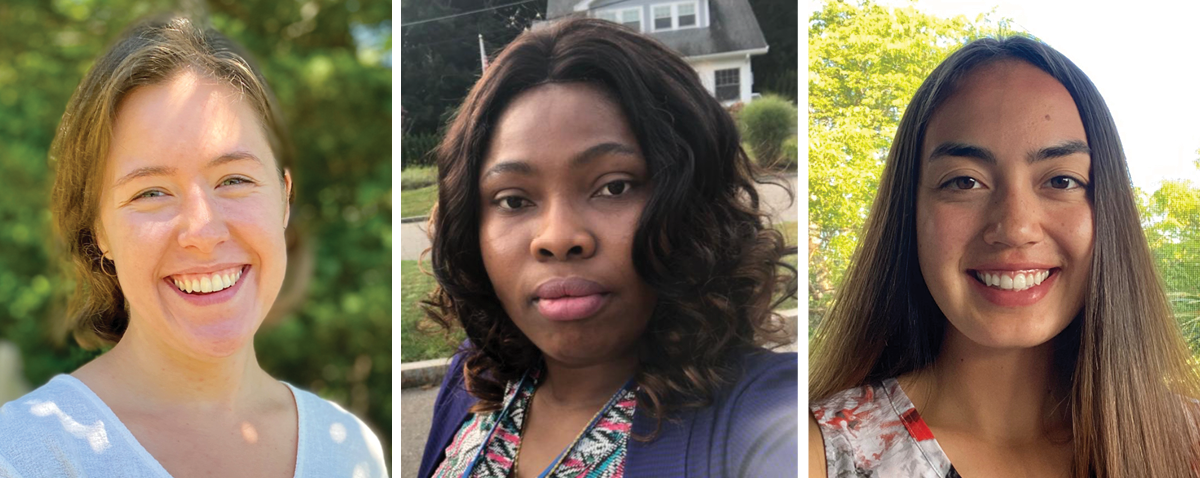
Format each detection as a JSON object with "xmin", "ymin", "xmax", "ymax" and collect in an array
[
  {"xmin": 975, "ymin": 270, "xmax": 1051, "ymax": 291},
  {"xmin": 171, "ymin": 267, "xmax": 243, "ymax": 295}
]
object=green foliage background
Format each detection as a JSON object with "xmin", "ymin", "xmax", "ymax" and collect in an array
[
  {"xmin": 0, "ymin": 0, "xmax": 393, "ymax": 467},
  {"xmin": 808, "ymin": 0, "xmax": 1200, "ymax": 349}
]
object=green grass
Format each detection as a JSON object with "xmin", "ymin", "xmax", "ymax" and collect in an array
[
  {"xmin": 400, "ymin": 185, "xmax": 437, "ymax": 218},
  {"xmin": 399, "ymin": 221, "xmax": 802, "ymax": 362},
  {"xmin": 400, "ymin": 165, "xmax": 438, "ymax": 190},
  {"xmin": 400, "ymin": 260, "xmax": 463, "ymax": 362}
]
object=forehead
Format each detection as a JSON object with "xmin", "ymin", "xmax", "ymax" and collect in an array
[
  {"xmin": 482, "ymin": 82, "xmax": 638, "ymax": 170},
  {"xmin": 924, "ymin": 60, "xmax": 1085, "ymax": 156},
  {"xmin": 105, "ymin": 70, "xmax": 275, "ymax": 177}
]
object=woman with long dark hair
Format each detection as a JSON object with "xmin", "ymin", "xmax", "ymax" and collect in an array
[
  {"xmin": 809, "ymin": 36, "xmax": 1200, "ymax": 477},
  {"xmin": 416, "ymin": 17, "xmax": 798, "ymax": 478}
]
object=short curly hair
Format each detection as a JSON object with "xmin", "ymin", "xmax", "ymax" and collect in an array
[{"xmin": 422, "ymin": 18, "xmax": 796, "ymax": 431}]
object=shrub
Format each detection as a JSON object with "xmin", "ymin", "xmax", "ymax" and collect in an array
[
  {"xmin": 401, "ymin": 133, "xmax": 441, "ymax": 169},
  {"xmin": 738, "ymin": 95, "xmax": 797, "ymax": 169}
]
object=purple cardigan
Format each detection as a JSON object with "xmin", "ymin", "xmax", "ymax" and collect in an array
[{"xmin": 416, "ymin": 348, "xmax": 798, "ymax": 478}]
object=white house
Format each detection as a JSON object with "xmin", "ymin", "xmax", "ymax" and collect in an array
[{"xmin": 541, "ymin": 0, "xmax": 769, "ymax": 105}]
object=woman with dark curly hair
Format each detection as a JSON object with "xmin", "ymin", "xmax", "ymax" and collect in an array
[{"xmin": 415, "ymin": 17, "xmax": 798, "ymax": 478}]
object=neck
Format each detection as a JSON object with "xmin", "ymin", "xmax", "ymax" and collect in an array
[
  {"xmin": 81, "ymin": 319, "xmax": 270, "ymax": 413},
  {"xmin": 538, "ymin": 354, "xmax": 638, "ymax": 411},
  {"xmin": 904, "ymin": 328, "xmax": 1070, "ymax": 444}
]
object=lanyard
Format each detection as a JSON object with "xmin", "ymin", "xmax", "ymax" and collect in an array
[{"xmin": 460, "ymin": 374, "xmax": 635, "ymax": 478}]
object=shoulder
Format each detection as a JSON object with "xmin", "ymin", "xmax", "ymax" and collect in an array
[
  {"xmin": 811, "ymin": 379, "xmax": 945, "ymax": 477},
  {"xmin": 706, "ymin": 348, "xmax": 799, "ymax": 477},
  {"xmin": 0, "ymin": 375, "xmax": 135, "ymax": 476},
  {"xmin": 287, "ymin": 384, "xmax": 388, "ymax": 478}
]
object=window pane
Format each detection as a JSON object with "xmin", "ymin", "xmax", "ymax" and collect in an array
[
  {"xmin": 715, "ymin": 68, "xmax": 739, "ymax": 101},
  {"xmin": 654, "ymin": 5, "xmax": 671, "ymax": 18},
  {"xmin": 679, "ymin": 4, "xmax": 695, "ymax": 15},
  {"xmin": 621, "ymin": 9, "xmax": 640, "ymax": 30},
  {"xmin": 679, "ymin": 13, "xmax": 696, "ymax": 27}
]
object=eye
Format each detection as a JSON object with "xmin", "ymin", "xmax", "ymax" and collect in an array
[
  {"xmin": 940, "ymin": 176, "xmax": 982, "ymax": 190},
  {"xmin": 220, "ymin": 176, "xmax": 255, "ymax": 187},
  {"xmin": 132, "ymin": 189, "xmax": 166, "ymax": 201},
  {"xmin": 1047, "ymin": 175, "xmax": 1084, "ymax": 190},
  {"xmin": 497, "ymin": 196, "xmax": 530, "ymax": 211},
  {"xmin": 596, "ymin": 180, "xmax": 632, "ymax": 197}
]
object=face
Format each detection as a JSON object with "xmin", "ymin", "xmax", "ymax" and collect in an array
[
  {"xmin": 96, "ymin": 70, "xmax": 291, "ymax": 358},
  {"xmin": 478, "ymin": 82, "xmax": 657, "ymax": 368},
  {"xmin": 917, "ymin": 60, "xmax": 1094, "ymax": 350}
]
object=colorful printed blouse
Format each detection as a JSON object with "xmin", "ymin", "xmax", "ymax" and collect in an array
[
  {"xmin": 811, "ymin": 378, "xmax": 962, "ymax": 478},
  {"xmin": 432, "ymin": 368, "xmax": 637, "ymax": 478}
]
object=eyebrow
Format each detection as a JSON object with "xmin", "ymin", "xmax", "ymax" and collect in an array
[
  {"xmin": 927, "ymin": 140, "xmax": 1089, "ymax": 164},
  {"xmin": 481, "ymin": 142, "xmax": 640, "ymax": 181},
  {"xmin": 111, "ymin": 151, "xmax": 263, "ymax": 189}
]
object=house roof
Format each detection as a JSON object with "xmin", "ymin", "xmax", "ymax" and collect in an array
[{"xmin": 544, "ymin": 0, "xmax": 768, "ymax": 58}]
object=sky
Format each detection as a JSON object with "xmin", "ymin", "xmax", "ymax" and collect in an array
[{"xmin": 812, "ymin": 0, "xmax": 1200, "ymax": 191}]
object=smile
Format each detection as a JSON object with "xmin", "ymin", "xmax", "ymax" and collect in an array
[
  {"xmin": 972, "ymin": 269, "xmax": 1053, "ymax": 291},
  {"xmin": 169, "ymin": 266, "xmax": 245, "ymax": 294}
]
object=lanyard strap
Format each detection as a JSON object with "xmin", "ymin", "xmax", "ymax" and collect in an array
[{"xmin": 460, "ymin": 371, "xmax": 533, "ymax": 478}]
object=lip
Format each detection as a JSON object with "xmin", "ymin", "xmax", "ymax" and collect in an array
[
  {"xmin": 165, "ymin": 263, "xmax": 250, "ymax": 277},
  {"xmin": 164, "ymin": 265, "xmax": 250, "ymax": 307},
  {"xmin": 532, "ymin": 277, "xmax": 611, "ymax": 322},
  {"xmin": 966, "ymin": 267, "xmax": 1059, "ymax": 307},
  {"xmin": 969, "ymin": 262, "xmax": 1057, "ymax": 271}
]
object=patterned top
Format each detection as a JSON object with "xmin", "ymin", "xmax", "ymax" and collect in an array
[
  {"xmin": 811, "ymin": 378, "xmax": 961, "ymax": 478},
  {"xmin": 432, "ymin": 368, "xmax": 636, "ymax": 478}
]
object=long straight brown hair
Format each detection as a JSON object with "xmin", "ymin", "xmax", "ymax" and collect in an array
[{"xmin": 809, "ymin": 36, "xmax": 1200, "ymax": 477}]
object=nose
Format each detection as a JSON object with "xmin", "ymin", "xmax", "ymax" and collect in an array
[
  {"xmin": 176, "ymin": 186, "xmax": 230, "ymax": 253},
  {"xmin": 529, "ymin": 199, "xmax": 597, "ymax": 261},
  {"xmin": 983, "ymin": 182, "xmax": 1044, "ymax": 248}
]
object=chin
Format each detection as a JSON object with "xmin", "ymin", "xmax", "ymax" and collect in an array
[
  {"xmin": 952, "ymin": 315, "xmax": 1070, "ymax": 350},
  {"xmin": 178, "ymin": 316, "xmax": 261, "ymax": 358}
]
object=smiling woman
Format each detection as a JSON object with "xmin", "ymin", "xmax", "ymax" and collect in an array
[
  {"xmin": 0, "ymin": 14, "xmax": 386, "ymax": 477},
  {"xmin": 416, "ymin": 17, "xmax": 798, "ymax": 478},
  {"xmin": 809, "ymin": 36, "xmax": 1200, "ymax": 477}
]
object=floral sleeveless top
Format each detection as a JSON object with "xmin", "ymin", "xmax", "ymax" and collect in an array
[
  {"xmin": 432, "ymin": 368, "xmax": 637, "ymax": 478},
  {"xmin": 811, "ymin": 378, "xmax": 962, "ymax": 478}
]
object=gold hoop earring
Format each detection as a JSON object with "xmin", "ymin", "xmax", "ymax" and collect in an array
[{"xmin": 98, "ymin": 255, "xmax": 118, "ymax": 278}]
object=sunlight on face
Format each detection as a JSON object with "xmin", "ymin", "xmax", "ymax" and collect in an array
[
  {"xmin": 917, "ymin": 60, "xmax": 1094, "ymax": 350},
  {"xmin": 96, "ymin": 69, "xmax": 291, "ymax": 359}
]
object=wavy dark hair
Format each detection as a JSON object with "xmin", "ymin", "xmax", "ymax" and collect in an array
[
  {"xmin": 422, "ymin": 18, "xmax": 796, "ymax": 431},
  {"xmin": 809, "ymin": 36, "xmax": 1200, "ymax": 476}
]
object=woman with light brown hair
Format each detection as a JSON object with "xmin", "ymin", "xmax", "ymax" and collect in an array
[
  {"xmin": 809, "ymin": 36, "xmax": 1200, "ymax": 477},
  {"xmin": 0, "ymin": 14, "xmax": 386, "ymax": 477}
]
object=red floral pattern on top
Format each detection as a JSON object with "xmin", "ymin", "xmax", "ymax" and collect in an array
[{"xmin": 811, "ymin": 378, "xmax": 961, "ymax": 478}]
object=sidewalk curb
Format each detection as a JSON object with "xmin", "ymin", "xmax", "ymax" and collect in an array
[
  {"xmin": 400, "ymin": 215, "xmax": 428, "ymax": 224},
  {"xmin": 399, "ymin": 308, "xmax": 800, "ymax": 389}
]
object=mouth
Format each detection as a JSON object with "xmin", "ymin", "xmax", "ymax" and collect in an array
[
  {"xmin": 532, "ymin": 277, "xmax": 612, "ymax": 321},
  {"xmin": 970, "ymin": 268, "xmax": 1057, "ymax": 292},
  {"xmin": 166, "ymin": 265, "xmax": 248, "ymax": 295}
]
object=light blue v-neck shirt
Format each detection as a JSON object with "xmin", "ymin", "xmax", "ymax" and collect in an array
[{"xmin": 0, "ymin": 375, "xmax": 388, "ymax": 478}]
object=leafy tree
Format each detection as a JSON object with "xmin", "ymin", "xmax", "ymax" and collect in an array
[
  {"xmin": 0, "ymin": 0, "xmax": 392, "ymax": 467},
  {"xmin": 1137, "ymin": 159, "xmax": 1200, "ymax": 351},
  {"xmin": 807, "ymin": 0, "xmax": 1014, "ymax": 324}
]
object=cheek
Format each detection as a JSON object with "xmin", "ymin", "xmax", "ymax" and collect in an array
[
  {"xmin": 917, "ymin": 202, "xmax": 977, "ymax": 279},
  {"xmin": 1048, "ymin": 202, "xmax": 1094, "ymax": 268},
  {"xmin": 479, "ymin": 216, "xmax": 528, "ymax": 299}
]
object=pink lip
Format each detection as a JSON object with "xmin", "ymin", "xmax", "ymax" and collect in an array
[
  {"xmin": 967, "ymin": 268, "xmax": 1058, "ymax": 307},
  {"xmin": 164, "ymin": 265, "xmax": 250, "ymax": 307},
  {"xmin": 532, "ymin": 277, "xmax": 611, "ymax": 321},
  {"xmin": 970, "ymin": 262, "xmax": 1057, "ymax": 271}
]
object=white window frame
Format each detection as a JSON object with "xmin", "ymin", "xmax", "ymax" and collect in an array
[
  {"xmin": 650, "ymin": 1, "xmax": 700, "ymax": 32},
  {"xmin": 596, "ymin": 6, "xmax": 644, "ymax": 33}
]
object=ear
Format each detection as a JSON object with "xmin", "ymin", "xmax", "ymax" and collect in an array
[
  {"xmin": 282, "ymin": 168, "xmax": 293, "ymax": 227},
  {"xmin": 94, "ymin": 221, "xmax": 110, "ymax": 258}
]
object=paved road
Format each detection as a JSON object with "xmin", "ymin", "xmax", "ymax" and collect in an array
[
  {"xmin": 399, "ymin": 175, "xmax": 799, "ymax": 261},
  {"xmin": 400, "ymin": 386, "xmax": 439, "ymax": 478}
]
